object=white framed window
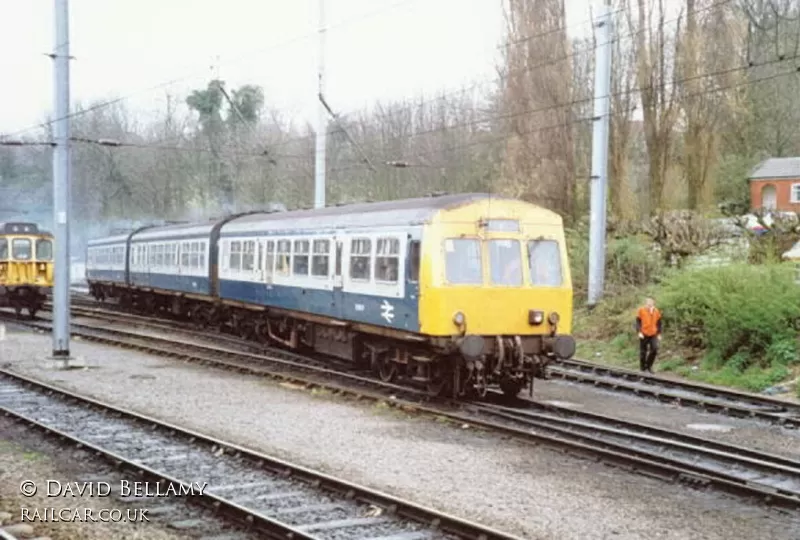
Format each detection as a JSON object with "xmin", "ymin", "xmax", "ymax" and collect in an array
[
  {"xmin": 293, "ymin": 239, "xmax": 310, "ymax": 276},
  {"xmin": 265, "ymin": 240, "xmax": 275, "ymax": 279},
  {"xmin": 276, "ymin": 240, "xmax": 291, "ymax": 276},
  {"xmin": 311, "ymin": 239, "xmax": 330, "ymax": 278},
  {"xmin": 791, "ymin": 183, "xmax": 800, "ymax": 204},
  {"xmin": 349, "ymin": 238, "xmax": 372, "ymax": 281},
  {"xmin": 375, "ymin": 238, "xmax": 399, "ymax": 283}
]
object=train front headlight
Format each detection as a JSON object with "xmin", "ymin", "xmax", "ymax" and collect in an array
[
  {"xmin": 453, "ymin": 311, "xmax": 465, "ymax": 326},
  {"xmin": 529, "ymin": 310, "xmax": 544, "ymax": 325},
  {"xmin": 548, "ymin": 312, "xmax": 560, "ymax": 325}
]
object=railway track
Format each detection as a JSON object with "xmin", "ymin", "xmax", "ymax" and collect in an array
[
  {"xmin": 44, "ymin": 297, "xmax": 800, "ymax": 430},
  {"xmin": 548, "ymin": 358, "xmax": 800, "ymax": 429},
  {"xmin": 3, "ymin": 308, "xmax": 800, "ymax": 510},
  {"xmin": 0, "ymin": 369, "xmax": 521, "ymax": 540},
  {"xmin": 470, "ymin": 402, "xmax": 800, "ymax": 510},
  {"xmin": 0, "ymin": 416, "xmax": 259, "ymax": 540}
]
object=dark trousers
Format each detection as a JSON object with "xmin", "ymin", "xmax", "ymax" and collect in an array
[{"xmin": 639, "ymin": 336, "xmax": 659, "ymax": 371}]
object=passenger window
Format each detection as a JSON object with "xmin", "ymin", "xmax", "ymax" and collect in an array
[
  {"xmin": 375, "ymin": 238, "xmax": 399, "ymax": 283},
  {"xmin": 293, "ymin": 240, "xmax": 310, "ymax": 275},
  {"xmin": 242, "ymin": 240, "xmax": 255, "ymax": 271},
  {"xmin": 0, "ymin": 239, "xmax": 6, "ymax": 260},
  {"xmin": 188, "ymin": 242, "xmax": 196, "ymax": 268},
  {"xmin": 229, "ymin": 241, "xmax": 241, "ymax": 271},
  {"xmin": 407, "ymin": 241, "xmax": 420, "ymax": 282},
  {"xmin": 200, "ymin": 243, "xmax": 207, "ymax": 268},
  {"xmin": 444, "ymin": 239, "xmax": 481, "ymax": 284},
  {"xmin": 335, "ymin": 242, "xmax": 342, "ymax": 276},
  {"xmin": 257, "ymin": 241, "xmax": 264, "ymax": 271},
  {"xmin": 276, "ymin": 240, "xmax": 291, "ymax": 275},
  {"xmin": 181, "ymin": 243, "xmax": 190, "ymax": 267},
  {"xmin": 265, "ymin": 241, "xmax": 275, "ymax": 278},
  {"xmin": 349, "ymin": 238, "xmax": 371, "ymax": 281},
  {"xmin": 528, "ymin": 240, "xmax": 563, "ymax": 287},
  {"xmin": 489, "ymin": 239, "xmax": 522, "ymax": 286},
  {"xmin": 312, "ymin": 239, "xmax": 330, "ymax": 277}
]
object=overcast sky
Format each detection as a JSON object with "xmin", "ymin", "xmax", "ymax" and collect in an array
[{"xmin": 0, "ymin": 0, "xmax": 610, "ymax": 137}]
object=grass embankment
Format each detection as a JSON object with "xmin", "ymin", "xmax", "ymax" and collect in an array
[{"xmin": 570, "ymin": 234, "xmax": 800, "ymax": 397}]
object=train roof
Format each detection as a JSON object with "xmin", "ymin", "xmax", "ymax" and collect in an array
[
  {"xmin": 221, "ymin": 193, "xmax": 540, "ymax": 234},
  {"xmin": 132, "ymin": 221, "xmax": 216, "ymax": 241},
  {"xmin": 87, "ymin": 233, "xmax": 130, "ymax": 246},
  {"xmin": 87, "ymin": 193, "xmax": 559, "ymax": 244},
  {"xmin": 88, "ymin": 220, "xmax": 216, "ymax": 245},
  {"xmin": 0, "ymin": 222, "xmax": 51, "ymax": 235}
]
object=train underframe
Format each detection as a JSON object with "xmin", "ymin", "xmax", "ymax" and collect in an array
[
  {"xmin": 89, "ymin": 282, "xmax": 575, "ymax": 399},
  {"xmin": 0, "ymin": 285, "xmax": 48, "ymax": 318}
]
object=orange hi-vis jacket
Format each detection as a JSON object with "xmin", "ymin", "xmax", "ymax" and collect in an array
[{"xmin": 636, "ymin": 306, "xmax": 662, "ymax": 337}]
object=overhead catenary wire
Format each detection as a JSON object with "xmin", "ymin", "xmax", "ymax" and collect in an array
[
  {"xmin": 2, "ymin": 0, "xmax": 708, "ymax": 146},
  {"xmin": 248, "ymin": 0, "xmax": 740, "ymax": 153},
  {"xmin": 339, "ymin": 62, "xmax": 800, "ymax": 170},
  {"xmin": 5, "ymin": 54, "xmax": 796, "ymax": 171},
  {"xmin": 0, "ymin": 0, "xmax": 429, "ymax": 141}
]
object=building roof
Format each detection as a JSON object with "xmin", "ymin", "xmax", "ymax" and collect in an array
[{"xmin": 749, "ymin": 157, "xmax": 800, "ymax": 180}]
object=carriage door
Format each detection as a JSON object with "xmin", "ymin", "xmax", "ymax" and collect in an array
[
  {"xmin": 331, "ymin": 237, "xmax": 344, "ymax": 318},
  {"xmin": 256, "ymin": 239, "xmax": 266, "ymax": 304}
]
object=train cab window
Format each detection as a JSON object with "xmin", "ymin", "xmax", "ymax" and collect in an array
[
  {"xmin": 293, "ymin": 240, "xmax": 310, "ymax": 276},
  {"xmin": 407, "ymin": 240, "xmax": 420, "ymax": 282},
  {"xmin": 375, "ymin": 238, "xmax": 399, "ymax": 283},
  {"xmin": 276, "ymin": 240, "xmax": 291, "ymax": 276},
  {"xmin": 488, "ymin": 239, "xmax": 522, "ymax": 286},
  {"xmin": 312, "ymin": 239, "xmax": 330, "ymax": 277},
  {"xmin": 265, "ymin": 241, "xmax": 275, "ymax": 279},
  {"xmin": 527, "ymin": 239, "xmax": 562, "ymax": 287},
  {"xmin": 349, "ymin": 238, "xmax": 371, "ymax": 281},
  {"xmin": 444, "ymin": 239, "xmax": 481, "ymax": 285},
  {"xmin": 0, "ymin": 238, "xmax": 7, "ymax": 260},
  {"xmin": 12, "ymin": 239, "xmax": 32, "ymax": 261}
]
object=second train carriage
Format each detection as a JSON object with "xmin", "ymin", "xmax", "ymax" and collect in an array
[{"xmin": 85, "ymin": 193, "xmax": 576, "ymax": 398}]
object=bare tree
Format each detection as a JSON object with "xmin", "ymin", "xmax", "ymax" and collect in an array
[
  {"xmin": 609, "ymin": 0, "xmax": 639, "ymax": 219},
  {"xmin": 631, "ymin": 0, "xmax": 684, "ymax": 214},
  {"xmin": 498, "ymin": 0, "xmax": 576, "ymax": 217},
  {"xmin": 680, "ymin": 0, "xmax": 743, "ymax": 210}
]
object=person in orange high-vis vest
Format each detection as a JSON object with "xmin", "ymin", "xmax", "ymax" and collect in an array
[{"xmin": 636, "ymin": 297, "xmax": 662, "ymax": 373}]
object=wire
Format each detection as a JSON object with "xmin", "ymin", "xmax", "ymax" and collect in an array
[
  {"xmin": 259, "ymin": 0, "xmax": 739, "ymax": 152},
  {"xmin": 333, "ymin": 63, "xmax": 800, "ymax": 170},
  {"xmin": 323, "ymin": 51, "xmax": 800, "ymax": 164},
  {"xmin": 1, "ymin": 0, "xmax": 428, "ymax": 141}
]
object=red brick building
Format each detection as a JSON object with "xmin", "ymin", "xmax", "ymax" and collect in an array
[{"xmin": 749, "ymin": 157, "xmax": 800, "ymax": 211}]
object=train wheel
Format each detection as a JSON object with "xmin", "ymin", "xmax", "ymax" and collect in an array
[
  {"xmin": 27, "ymin": 305, "xmax": 39, "ymax": 319},
  {"xmin": 426, "ymin": 362, "xmax": 450, "ymax": 397},
  {"xmin": 500, "ymin": 378, "xmax": 524, "ymax": 398},
  {"xmin": 378, "ymin": 357, "xmax": 397, "ymax": 383}
]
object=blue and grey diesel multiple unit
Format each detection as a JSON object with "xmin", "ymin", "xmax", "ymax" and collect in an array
[{"xmin": 86, "ymin": 193, "xmax": 576, "ymax": 398}]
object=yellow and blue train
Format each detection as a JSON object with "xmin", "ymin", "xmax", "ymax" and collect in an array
[
  {"xmin": 0, "ymin": 221, "xmax": 54, "ymax": 318},
  {"xmin": 85, "ymin": 193, "xmax": 575, "ymax": 398}
]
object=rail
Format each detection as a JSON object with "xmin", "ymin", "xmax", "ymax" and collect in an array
[{"xmin": 0, "ymin": 369, "xmax": 522, "ymax": 540}]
